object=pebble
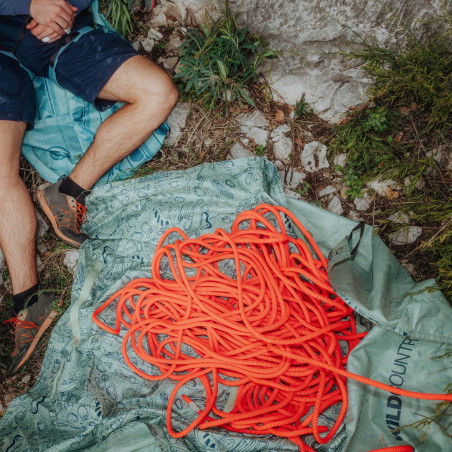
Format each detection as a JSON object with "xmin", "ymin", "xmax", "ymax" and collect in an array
[
  {"xmin": 318, "ymin": 185, "xmax": 336, "ymax": 197},
  {"xmin": 388, "ymin": 211, "xmax": 410, "ymax": 224},
  {"xmin": 353, "ymin": 197, "xmax": 370, "ymax": 211},
  {"xmin": 367, "ymin": 179, "xmax": 399, "ymax": 197},
  {"xmin": 388, "ymin": 226, "xmax": 422, "ymax": 245},
  {"xmin": 63, "ymin": 249, "xmax": 81, "ymax": 274},
  {"xmin": 327, "ymin": 196, "xmax": 344, "ymax": 215},
  {"xmin": 228, "ymin": 143, "xmax": 254, "ymax": 160},
  {"xmin": 301, "ymin": 141, "xmax": 329, "ymax": 173},
  {"xmin": 165, "ymin": 103, "xmax": 191, "ymax": 146}
]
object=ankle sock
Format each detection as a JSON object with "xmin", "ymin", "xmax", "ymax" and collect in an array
[
  {"xmin": 59, "ymin": 176, "xmax": 90, "ymax": 205},
  {"xmin": 12, "ymin": 283, "xmax": 39, "ymax": 314}
]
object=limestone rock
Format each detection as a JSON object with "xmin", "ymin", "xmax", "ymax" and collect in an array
[
  {"xmin": 280, "ymin": 168, "xmax": 306, "ymax": 190},
  {"xmin": 271, "ymin": 124, "xmax": 292, "ymax": 161},
  {"xmin": 318, "ymin": 185, "xmax": 336, "ymax": 197},
  {"xmin": 147, "ymin": 0, "xmax": 222, "ymax": 28},
  {"xmin": 367, "ymin": 179, "xmax": 399, "ymax": 197},
  {"xmin": 389, "ymin": 226, "xmax": 422, "ymax": 245},
  {"xmin": 327, "ymin": 196, "xmax": 344, "ymax": 215},
  {"xmin": 159, "ymin": 56, "xmax": 179, "ymax": 70},
  {"xmin": 63, "ymin": 249, "xmax": 81, "ymax": 274},
  {"xmin": 353, "ymin": 197, "xmax": 370, "ymax": 211},
  {"xmin": 228, "ymin": 142, "xmax": 254, "ymax": 160},
  {"xmin": 236, "ymin": 110, "xmax": 270, "ymax": 147},
  {"xmin": 167, "ymin": 34, "xmax": 183, "ymax": 52},
  {"xmin": 388, "ymin": 211, "xmax": 410, "ymax": 224},
  {"xmin": 36, "ymin": 210, "xmax": 49, "ymax": 239},
  {"xmin": 347, "ymin": 211, "xmax": 363, "ymax": 222},
  {"xmin": 301, "ymin": 141, "xmax": 329, "ymax": 173},
  {"xmin": 333, "ymin": 153, "xmax": 347, "ymax": 168},
  {"xmin": 226, "ymin": 0, "xmax": 444, "ymax": 122},
  {"xmin": 284, "ymin": 189, "xmax": 302, "ymax": 199},
  {"xmin": 165, "ymin": 103, "xmax": 191, "ymax": 146}
]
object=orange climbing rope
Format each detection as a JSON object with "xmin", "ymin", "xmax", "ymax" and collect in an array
[{"xmin": 92, "ymin": 204, "xmax": 451, "ymax": 451}]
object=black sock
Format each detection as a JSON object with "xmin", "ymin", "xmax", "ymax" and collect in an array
[
  {"xmin": 59, "ymin": 176, "xmax": 90, "ymax": 205},
  {"xmin": 12, "ymin": 283, "xmax": 39, "ymax": 314}
]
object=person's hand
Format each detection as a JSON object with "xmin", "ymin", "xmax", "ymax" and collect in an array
[
  {"xmin": 27, "ymin": 19, "xmax": 64, "ymax": 43},
  {"xmin": 30, "ymin": 0, "xmax": 77, "ymax": 35}
]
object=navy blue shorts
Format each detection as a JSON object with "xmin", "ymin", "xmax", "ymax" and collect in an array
[
  {"xmin": 0, "ymin": 52, "xmax": 37, "ymax": 127},
  {"xmin": 0, "ymin": 27, "xmax": 138, "ymax": 128}
]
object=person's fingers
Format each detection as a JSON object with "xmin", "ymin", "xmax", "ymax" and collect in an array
[{"xmin": 26, "ymin": 19, "xmax": 39, "ymax": 29}]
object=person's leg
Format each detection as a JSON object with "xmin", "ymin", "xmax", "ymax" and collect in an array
[
  {"xmin": 37, "ymin": 30, "xmax": 178, "ymax": 246},
  {"xmin": 69, "ymin": 55, "xmax": 178, "ymax": 190},
  {"xmin": 0, "ymin": 53, "xmax": 57, "ymax": 373},
  {"xmin": 0, "ymin": 121, "xmax": 38, "ymax": 295}
]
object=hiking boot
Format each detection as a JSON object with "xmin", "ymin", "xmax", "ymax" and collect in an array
[
  {"xmin": 3, "ymin": 293, "xmax": 58, "ymax": 374},
  {"xmin": 36, "ymin": 180, "xmax": 87, "ymax": 248}
]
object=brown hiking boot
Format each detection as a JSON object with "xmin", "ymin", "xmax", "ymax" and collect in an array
[
  {"xmin": 3, "ymin": 293, "xmax": 58, "ymax": 373},
  {"xmin": 36, "ymin": 180, "xmax": 87, "ymax": 248}
]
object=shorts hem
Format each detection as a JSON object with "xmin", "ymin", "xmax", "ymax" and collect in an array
[
  {"xmin": 0, "ymin": 111, "xmax": 35, "ymax": 129},
  {"xmin": 86, "ymin": 52, "xmax": 137, "ymax": 106}
]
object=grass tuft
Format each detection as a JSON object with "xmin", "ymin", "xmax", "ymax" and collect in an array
[{"xmin": 175, "ymin": 1, "xmax": 278, "ymax": 112}]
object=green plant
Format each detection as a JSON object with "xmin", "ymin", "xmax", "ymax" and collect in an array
[
  {"xmin": 100, "ymin": 0, "xmax": 154, "ymax": 37},
  {"xmin": 296, "ymin": 182, "xmax": 311, "ymax": 197},
  {"xmin": 175, "ymin": 2, "xmax": 277, "ymax": 111},
  {"xmin": 348, "ymin": 33, "xmax": 451, "ymax": 133},
  {"xmin": 330, "ymin": 26, "xmax": 452, "ymax": 298},
  {"xmin": 255, "ymin": 145, "xmax": 266, "ymax": 156},
  {"xmin": 295, "ymin": 95, "xmax": 314, "ymax": 119}
]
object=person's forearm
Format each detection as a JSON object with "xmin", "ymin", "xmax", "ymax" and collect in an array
[{"xmin": 0, "ymin": 0, "xmax": 32, "ymax": 15}]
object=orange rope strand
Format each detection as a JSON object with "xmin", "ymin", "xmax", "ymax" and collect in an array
[{"xmin": 92, "ymin": 204, "xmax": 451, "ymax": 450}]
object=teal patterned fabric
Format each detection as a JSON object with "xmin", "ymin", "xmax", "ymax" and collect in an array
[{"xmin": 1, "ymin": 158, "xmax": 450, "ymax": 451}]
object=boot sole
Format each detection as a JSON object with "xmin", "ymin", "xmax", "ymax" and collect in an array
[
  {"xmin": 36, "ymin": 189, "xmax": 81, "ymax": 249},
  {"xmin": 12, "ymin": 310, "xmax": 58, "ymax": 373}
]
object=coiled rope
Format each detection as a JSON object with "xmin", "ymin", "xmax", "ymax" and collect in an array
[{"xmin": 93, "ymin": 204, "xmax": 451, "ymax": 451}]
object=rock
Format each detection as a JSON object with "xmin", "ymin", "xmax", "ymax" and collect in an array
[
  {"xmin": 165, "ymin": 103, "xmax": 191, "ymax": 146},
  {"xmin": 301, "ymin": 141, "xmax": 329, "ymax": 173},
  {"xmin": 404, "ymin": 176, "xmax": 425, "ymax": 190},
  {"xmin": 318, "ymin": 185, "xmax": 336, "ymax": 197},
  {"xmin": 36, "ymin": 210, "xmax": 49, "ymax": 239},
  {"xmin": 280, "ymin": 168, "xmax": 306, "ymax": 190},
  {"xmin": 367, "ymin": 179, "xmax": 399, "ymax": 197},
  {"xmin": 167, "ymin": 34, "xmax": 182, "ymax": 52},
  {"xmin": 401, "ymin": 261, "xmax": 416, "ymax": 275},
  {"xmin": 140, "ymin": 37, "xmax": 155, "ymax": 53},
  {"xmin": 389, "ymin": 226, "xmax": 422, "ymax": 245},
  {"xmin": 159, "ymin": 56, "xmax": 179, "ymax": 70},
  {"xmin": 228, "ymin": 142, "xmax": 255, "ymax": 160},
  {"xmin": 284, "ymin": 189, "xmax": 302, "ymax": 199},
  {"xmin": 148, "ymin": 29, "xmax": 164, "ymax": 40},
  {"xmin": 226, "ymin": 0, "xmax": 445, "ymax": 123},
  {"xmin": 388, "ymin": 210, "xmax": 410, "ymax": 224},
  {"xmin": 327, "ymin": 196, "xmax": 344, "ymax": 215},
  {"xmin": 236, "ymin": 110, "xmax": 270, "ymax": 147},
  {"xmin": 147, "ymin": 0, "xmax": 222, "ymax": 28},
  {"xmin": 132, "ymin": 41, "xmax": 140, "ymax": 51},
  {"xmin": 333, "ymin": 153, "xmax": 347, "ymax": 168},
  {"xmin": 271, "ymin": 124, "xmax": 292, "ymax": 161},
  {"xmin": 347, "ymin": 211, "xmax": 363, "ymax": 222},
  {"xmin": 353, "ymin": 197, "xmax": 370, "ymax": 211},
  {"xmin": 63, "ymin": 249, "xmax": 81, "ymax": 274},
  {"xmin": 21, "ymin": 375, "xmax": 31, "ymax": 384},
  {"xmin": 236, "ymin": 109, "xmax": 269, "ymax": 128}
]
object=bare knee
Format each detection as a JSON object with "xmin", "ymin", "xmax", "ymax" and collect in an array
[{"xmin": 138, "ymin": 70, "xmax": 179, "ymax": 116}]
